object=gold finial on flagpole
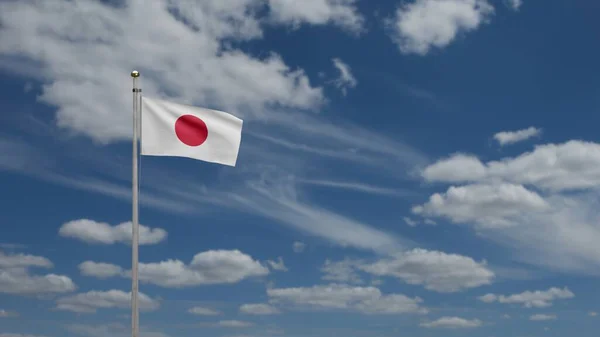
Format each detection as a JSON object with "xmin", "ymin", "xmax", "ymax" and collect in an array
[{"xmin": 131, "ymin": 70, "xmax": 140, "ymax": 78}]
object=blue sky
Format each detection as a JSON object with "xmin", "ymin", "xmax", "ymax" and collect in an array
[{"xmin": 1, "ymin": 0, "xmax": 600, "ymax": 336}]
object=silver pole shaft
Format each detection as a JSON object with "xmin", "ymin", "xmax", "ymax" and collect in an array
[{"xmin": 131, "ymin": 70, "xmax": 140, "ymax": 337}]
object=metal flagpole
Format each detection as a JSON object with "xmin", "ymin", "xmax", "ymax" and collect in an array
[{"xmin": 130, "ymin": 70, "xmax": 141, "ymax": 337}]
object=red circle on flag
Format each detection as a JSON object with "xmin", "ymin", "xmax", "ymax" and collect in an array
[{"xmin": 174, "ymin": 115, "xmax": 208, "ymax": 146}]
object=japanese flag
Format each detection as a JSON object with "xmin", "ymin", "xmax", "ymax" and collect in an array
[{"xmin": 141, "ymin": 97, "xmax": 243, "ymax": 166}]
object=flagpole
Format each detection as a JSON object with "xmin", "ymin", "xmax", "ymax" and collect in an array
[{"xmin": 130, "ymin": 70, "xmax": 141, "ymax": 337}]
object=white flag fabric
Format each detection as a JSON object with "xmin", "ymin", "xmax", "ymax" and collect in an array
[{"xmin": 141, "ymin": 97, "xmax": 243, "ymax": 166}]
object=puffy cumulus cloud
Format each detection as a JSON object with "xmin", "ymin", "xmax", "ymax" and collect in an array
[
  {"xmin": 420, "ymin": 316, "xmax": 483, "ymax": 329},
  {"xmin": 0, "ymin": 252, "xmax": 52, "ymax": 269},
  {"xmin": 412, "ymin": 183, "xmax": 549, "ymax": 229},
  {"xmin": 59, "ymin": 219, "xmax": 167, "ymax": 245},
  {"xmin": 358, "ymin": 249, "xmax": 494, "ymax": 293},
  {"xmin": 321, "ymin": 258, "xmax": 364, "ymax": 284},
  {"xmin": 239, "ymin": 303, "xmax": 281, "ymax": 315},
  {"xmin": 138, "ymin": 250, "xmax": 269, "ymax": 287},
  {"xmin": 188, "ymin": 306, "xmax": 221, "ymax": 316},
  {"xmin": 66, "ymin": 323, "xmax": 170, "ymax": 337},
  {"xmin": 422, "ymin": 154, "xmax": 487, "ymax": 183},
  {"xmin": 478, "ymin": 287, "xmax": 574, "ymax": 308},
  {"xmin": 494, "ymin": 126, "xmax": 541, "ymax": 146},
  {"xmin": 268, "ymin": 0, "xmax": 364, "ymax": 33},
  {"xmin": 267, "ymin": 284, "xmax": 427, "ymax": 315},
  {"xmin": 486, "ymin": 141, "xmax": 600, "ymax": 191},
  {"xmin": 266, "ymin": 257, "xmax": 288, "ymax": 272},
  {"xmin": 0, "ymin": 0, "xmax": 325, "ymax": 143},
  {"xmin": 416, "ymin": 140, "xmax": 600, "ymax": 274},
  {"xmin": 388, "ymin": 0, "xmax": 494, "ymax": 55},
  {"xmin": 331, "ymin": 58, "xmax": 358, "ymax": 95},
  {"xmin": 421, "ymin": 141, "xmax": 600, "ymax": 192},
  {"xmin": 530, "ymin": 314, "xmax": 556, "ymax": 321},
  {"xmin": 0, "ymin": 251, "xmax": 76, "ymax": 296},
  {"xmin": 56, "ymin": 289, "xmax": 159, "ymax": 313},
  {"xmin": 81, "ymin": 250, "xmax": 269, "ymax": 287},
  {"xmin": 79, "ymin": 261, "xmax": 124, "ymax": 279}
]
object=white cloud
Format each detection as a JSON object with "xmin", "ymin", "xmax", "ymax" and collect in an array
[
  {"xmin": 188, "ymin": 306, "xmax": 221, "ymax": 316},
  {"xmin": 240, "ymin": 303, "xmax": 281, "ymax": 315},
  {"xmin": 321, "ymin": 258, "xmax": 364, "ymax": 284},
  {"xmin": 388, "ymin": 0, "xmax": 494, "ymax": 55},
  {"xmin": 412, "ymin": 183, "xmax": 549, "ymax": 229},
  {"xmin": 478, "ymin": 287, "xmax": 574, "ymax": 308},
  {"xmin": 416, "ymin": 140, "xmax": 600, "ymax": 274},
  {"xmin": 267, "ymin": 283, "xmax": 427, "ymax": 315},
  {"xmin": 267, "ymin": 257, "xmax": 288, "ymax": 272},
  {"xmin": 79, "ymin": 261, "xmax": 124, "ymax": 279},
  {"xmin": 236, "ymin": 177, "xmax": 406, "ymax": 254},
  {"xmin": 217, "ymin": 320, "xmax": 255, "ymax": 328},
  {"xmin": 494, "ymin": 127, "xmax": 541, "ymax": 146},
  {"xmin": 56, "ymin": 289, "xmax": 159, "ymax": 313},
  {"xmin": 420, "ymin": 316, "xmax": 483, "ymax": 329},
  {"xmin": 299, "ymin": 179, "xmax": 414, "ymax": 197},
  {"xmin": 293, "ymin": 242, "xmax": 306, "ymax": 253},
  {"xmin": 403, "ymin": 217, "xmax": 418, "ymax": 227},
  {"xmin": 0, "ymin": 309, "xmax": 18, "ymax": 317},
  {"xmin": 506, "ymin": 0, "xmax": 523, "ymax": 11},
  {"xmin": 331, "ymin": 58, "xmax": 357, "ymax": 95},
  {"xmin": 0, "ymin": 252, "xmax": 52, "ymax": 269},
  {"xmin": 358, "ymin": 248, "xmax": 494, "ymax": 293},
  {"xmin": 530, "ymin": 314, "xmax": 556, "ymax": 321},
  {"xmin": 422, "ymin": 154, "xmax": 487, "ymax": 183},
  {"xmin": 0, "ymin": 251, "xmax": 76, "ymax": 295},
  {"xmin": 0, "ymin": 0, "xmax": 325, "ymax": 143},
  {"xmin": 66, "ymin": 323, "xmax": 170, "ymax": 337},
  {"xmin": 589, "ymin": 311, "xmax": 598, "ymax": 317},
  {"xmin": 76, "ymin": 250, "xmax": 268, "ymax": 287},
  {"xmin": 137, "ymin": 250, "xmax": 269, "ymax": 287},
  {"xmin": 59, "ymin": 219, "xmax": 167, "ymax": 245},
  {"xmin": 421, "ymin": 141, "xmax": 600, "ymax": 192},
  {"xmin": 268, "ymin": 0, "xmax": 364, "ymax": 33}
]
